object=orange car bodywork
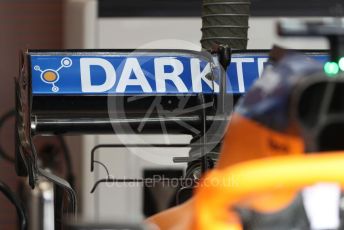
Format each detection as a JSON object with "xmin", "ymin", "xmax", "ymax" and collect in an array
[
  {"xmin": 194, "ymin": 152, "xmax": 344, "ymax": 230},
  {"xmin": 146, "ymin": 114, "xmax": 309, "ymax": 230}
]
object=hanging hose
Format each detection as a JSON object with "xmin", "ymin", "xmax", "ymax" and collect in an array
[{"xmin": 201, "ymin": 0, "xmax": 251, "ymax": 50}]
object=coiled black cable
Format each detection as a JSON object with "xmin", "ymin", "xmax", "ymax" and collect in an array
[
  {"xmin": 0, "ymin": 181, "xmax": 27, "ymax": 230},
  {"xmin": 0, "ymin": 109, "xmax": 75, "ymax": 188},
  {"xmin": 0, "ymin": 109, "xmax": 15, "ymax": 163}
]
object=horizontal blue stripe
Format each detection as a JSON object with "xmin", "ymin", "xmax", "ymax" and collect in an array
[{"xmin": 30, "ymin": 53, "xmax": 328, "ymax": 95}]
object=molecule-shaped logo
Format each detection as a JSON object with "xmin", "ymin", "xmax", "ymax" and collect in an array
[{"xmin": 34, "ymin": 57, "xmax": 73, "ymax": 92}]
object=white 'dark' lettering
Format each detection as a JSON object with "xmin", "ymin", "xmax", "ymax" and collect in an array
[{"xmin": 79, "ymin": 57, "xmax": 265, "ymax": 93}]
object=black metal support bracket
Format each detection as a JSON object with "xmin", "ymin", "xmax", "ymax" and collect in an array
[
  {"xmin": 278, "ymin": 19, "xmax": 344, "ymax": 62},
  {"xmin": 15, "ymin": 51, "xmax": 77, "ymax": 218}
]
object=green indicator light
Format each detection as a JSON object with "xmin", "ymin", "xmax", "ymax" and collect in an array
[
  {"xmin": 324, "ymin": 62, "xmax": 340, "ymax": 76},
  {"xmin": 339, "ymin": 57, "xmax": 344, "ymax": 71}
]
